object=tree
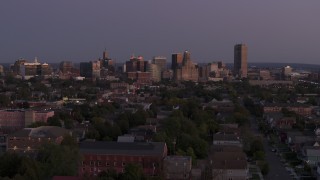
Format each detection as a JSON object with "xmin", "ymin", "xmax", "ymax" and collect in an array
[
  {"xmin": 47, "ymin": 116, "xmax": 62, "ymax": 127},
  {"xmin": 37, "ymin": 143, "xmax": 80, "ymax": 178},
  {"xmin": 253, "ymin": 151, "xmax": 265, "ymax": 160},
  {"xmin": 120, "ymin": 164, "xmax": 146, "ymax": 180},
  {"xmin": 250, "ymin": 139, "xmax": 264, "ymax": 155},
  {"xmin": 61, "ymin": 134, "xmax": 78, "ymax": 147},
  {"xmin": 0, "ymin": 94, "xmax": 10, "ymax": 107},
  {"xmin": 0, "ymin": 153, "xmax": 41, "ymax": 179}
]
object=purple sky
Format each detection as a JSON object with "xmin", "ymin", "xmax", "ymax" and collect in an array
[{"xmin": 1, "ymin": 0, "xmax": 320, "ymax": 64}]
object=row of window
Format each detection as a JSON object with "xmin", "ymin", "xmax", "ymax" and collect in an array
[{"xmin": 83, "ymin": 161, "xmax": 158, "ymax": 168}]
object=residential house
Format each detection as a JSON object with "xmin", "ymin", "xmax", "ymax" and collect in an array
[
  {"xmin": 211, "ymin": 152, "xmax": 248, "ymax": 180},
  {"xmin": 302, "ymin": 146, "xmax": 320, "ymax": 166}
]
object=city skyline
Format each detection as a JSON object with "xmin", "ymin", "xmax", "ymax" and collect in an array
[{"xmin": 1, "ymin": 1, "xmax": 320, "ymax": 64}]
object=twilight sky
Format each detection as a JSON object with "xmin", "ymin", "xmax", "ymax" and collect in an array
[{"xmin": 1, "ymin": 0, "xmax": 320, "ymax": 64}]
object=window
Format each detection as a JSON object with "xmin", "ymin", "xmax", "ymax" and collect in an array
[
  {"xmin": 114, "ymin": 162, "xmax": 117, "ymax": 167},
  {"xmin": 90, "ymin": 161, "xmax": 94, "ymax": 166},
  {"xmin": 98, "ymin": 161, "xmax": 101, "ymax": 166},
  {"xmin": 122, "ymin": 162, "xmax": 126, "ymax": 167},
  {"xmin": 106, "ymin": 162, "xmax": 110, "ymax": 167}
]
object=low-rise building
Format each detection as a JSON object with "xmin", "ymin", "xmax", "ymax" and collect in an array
[
  {"xmin": 211, "ymin": 152, "xmax": 248, "ymax": 180},
  {"xmin": 213, "ymin": 134, "xmax": 242, "ymax": 147},
  {"xmin": 6, "ymin": 126, "xmax": 70, "ymax": 153},
  {"xmin": 79, "ymin": 141, "xmax": 167, "ymax": 177},
  {"xmin": 163, "ymin": 156, "xmax": 192, "ymax": 180}
]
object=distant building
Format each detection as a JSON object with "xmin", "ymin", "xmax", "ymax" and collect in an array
[
  {"xmin": 0, "ymin": 109, "xmax": 54, "ymax": 133},
  {"xmin": 174, "ymin": 51, "xmax": 199, "ymax": 82},
  {"xmin": 79, "ymin": 62, "xmax": 92, "ymax": 78},
  {"xmin": 125, "ymin": 55, "xmax": 147, "ymax": 72},
  {"xmin": 259, "ymin": 69, "xmax": 271, "ymax": 80},
  {"xmin": 99, "ymin": 50, "xmax": 114, "ymax": 76},
  {"xmin": 152, "ymin": 56, "xmax": 167, "ymax": 71},
  {"xmin": 147, "ymin": 62, "xmax": 161, "ymax": 82},
  {"xmin": 79, "ymin": 61, "xmax": 100, "ymax": 79},
  {"xmin": 79, "ymin": 141, "xmax": 167, "ymax": 177},
  {"xmin": 0, "ymin": 65, "xmax": 4, "ymax": 76},
  {"xmin": 6, "ymin": 126, "xmax": 70, "ymax": 153},
  {"xmin": 59, "ymin": 61, "xmax": 73, "ymax": 74},
  {"xmin": 171, "ymin": 53, "xmax": 183, "ymax": 71},
  {"xmin": 282, "ymin": 66, "xmax": 293, "ymax": 80},
  {"xmin": 127, "ymin": 71, "xmax": 151, "ymax": 83},
  {"xmin": 13, "ymin": 58, "xmax": 53, "ymax": 79},
  {"xmin": 234, "ymin": 44, "xmax": 248, "ymax": 78}
]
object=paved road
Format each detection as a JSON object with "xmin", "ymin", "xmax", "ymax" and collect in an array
[{"xmin": 250, "ymin": 117, "xmax": 293, "ymax": 180}]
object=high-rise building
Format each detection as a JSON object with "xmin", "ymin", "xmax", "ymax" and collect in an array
[
  {"xmin": 125, "ymin": 55, "xmax": 146, "ymax": 72},
  {"xmin": 18, "ymin": 58, "xmax": 52, "ymax": 79},
  {"xmin": 80, "ymin": 61, "xmax": 101, "ymax": 79},
  {"xmin": 174, "ymin": 51, "xmax": 198, "ymax": 82},
  {"xmin": 80, "ymin": 62, "xmax": 92, "ymax": 78},
  {"xmin": 147, "ymin": 62, "xmax": 161, "ymax": 82},
  {"xmin": 171, "ymin": 53, "xmax": 183, "ymax": 70},
  {"xmin": 152, "ymin": 56, "xmax": 167, "ymax": 71},
  {"xmin": 234, "ymin": 44, "xmax": 248, "ymax": 78}
]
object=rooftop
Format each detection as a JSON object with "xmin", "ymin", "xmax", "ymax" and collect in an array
[{"xmin": 79, "ymin": 141, "xmax": 166, "ymax": 156}]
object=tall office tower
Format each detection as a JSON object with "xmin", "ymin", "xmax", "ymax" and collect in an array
[
  {"xmin": 173, "ymin": 50, "xmax": 199, "ymax": 81},
  {"xmin": 171, "ymin": 53, "xmax": 183, "ymax": 70},
  {"xmin": 103, "ymin": 50, "xmax": 108, "ymax": 60},
  {"xmin": 80, "ymin": 62, "xmax": 92, "ymax": 78},
  {"xmin": 234, "ymin": 44, "xmax": 248, "ymax": 78},
  {"xmin": 182, "ymin": 50, "xmax": 191, "ymax": 64},
  {"xmin": 152, "ymin": 56, "xmax": 167, "ymax": 71},
  {"xmin": 80, "ymin": 61, "xmax": 100, "ymax": 78},
  {"xmin": 147, "ymin": 62, "xmax": 161, "ymax": 82}
]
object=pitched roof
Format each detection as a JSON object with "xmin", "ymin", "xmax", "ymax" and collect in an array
[{"xmin": 79, "ymin": 141, "xmax": 166, "ymax": 156}]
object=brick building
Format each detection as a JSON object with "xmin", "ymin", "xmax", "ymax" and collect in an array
[
  {"xmin": 6, "ymin": 126, "xmax": 70, "ymax": 153},
  {"xmin": 79, "ymin": 141, "xmax": 167, "ymax": 177},
  {"xmin": 0, "ymin": 109, "xmax": 54, "ymax": 133}
]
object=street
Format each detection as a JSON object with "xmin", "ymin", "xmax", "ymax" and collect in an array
[{"xmin": 250, "ymin": 117, "xmax": 293, "ymax": 180}]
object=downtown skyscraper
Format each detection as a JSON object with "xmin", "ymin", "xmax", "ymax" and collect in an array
[{"xmin": 234, "ymin": 44, "xmax": 248, "ymax": 78}]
